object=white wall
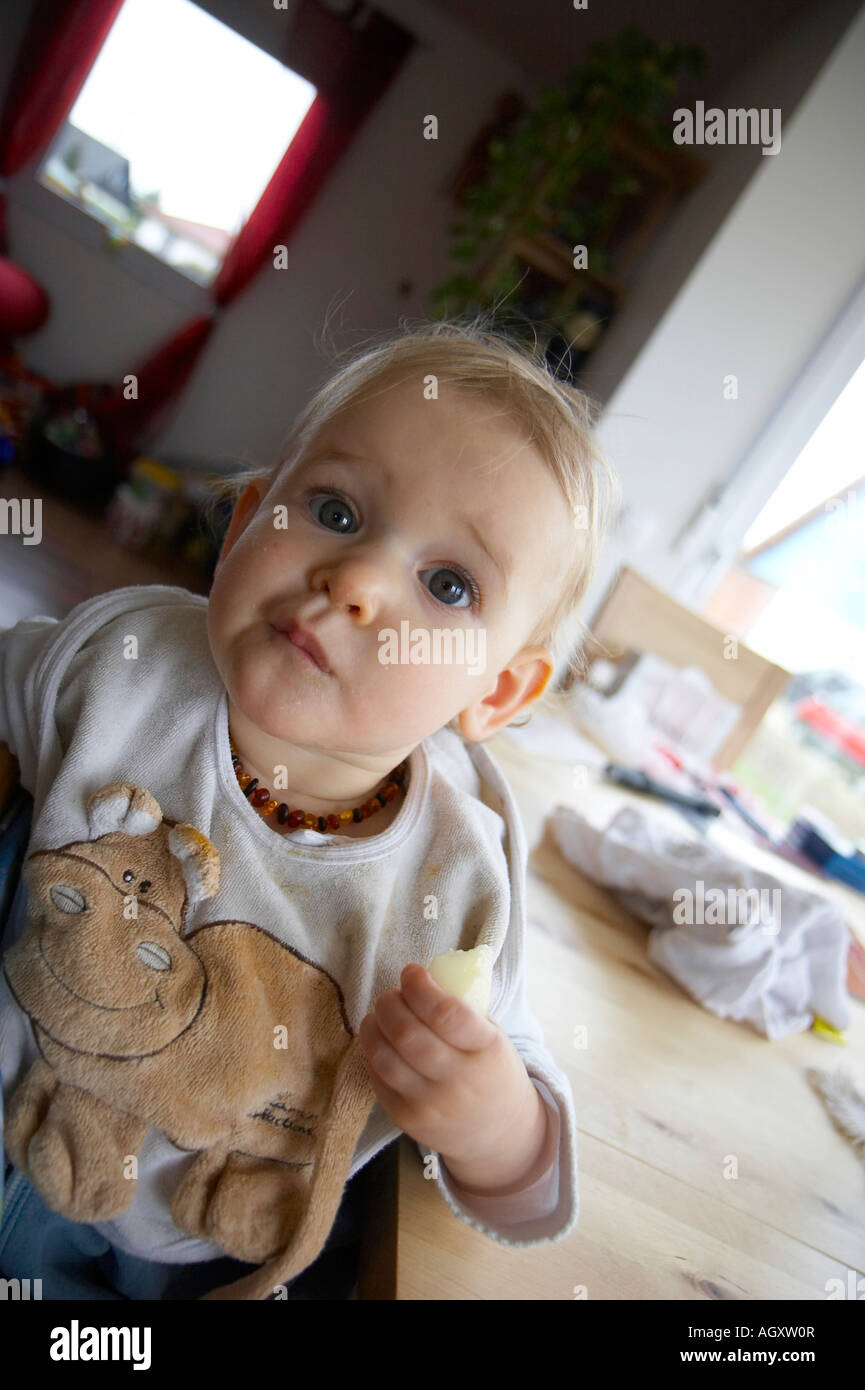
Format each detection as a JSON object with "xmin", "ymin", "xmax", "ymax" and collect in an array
[{"xmin": 581, "ymin": 0, "xmax": 865, "ymax": 626}]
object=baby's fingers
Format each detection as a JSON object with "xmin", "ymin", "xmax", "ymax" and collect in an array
[{"xmin": 399, "ymin": 964, "xmax": 499, "ymax": 1050}]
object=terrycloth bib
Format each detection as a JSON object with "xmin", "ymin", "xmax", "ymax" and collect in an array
[{"xmin": 3, "ymin": 781, "xmax": 376, "ymax": 1300}]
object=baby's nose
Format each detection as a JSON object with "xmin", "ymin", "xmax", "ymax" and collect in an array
[{"xmin": 317, "ymin": 558, "xmax": 390, "ymax": 623}]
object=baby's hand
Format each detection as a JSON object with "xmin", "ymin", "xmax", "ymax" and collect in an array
[{"xmin": 358, "ymin": 963, "xmax": 535, "ymax": 1166}]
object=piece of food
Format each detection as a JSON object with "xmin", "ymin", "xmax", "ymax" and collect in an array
[{"xmin": 427, "ymin": 944, "xmax": 495, "ymax": 1015}]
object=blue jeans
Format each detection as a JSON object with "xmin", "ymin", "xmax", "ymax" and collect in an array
[{"xmin": 0, "ymin": 1155, "xmax": 363, "ymax": 1300}]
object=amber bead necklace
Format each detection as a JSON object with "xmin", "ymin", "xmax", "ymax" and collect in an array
[{"xmin": 229, "ymin": 738, "xmax": 409, "ymax": 834}]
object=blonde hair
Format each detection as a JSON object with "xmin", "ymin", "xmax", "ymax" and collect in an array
[{"xmin": 212, "ymin": 312, "xmax": 621, "ymax": 729}]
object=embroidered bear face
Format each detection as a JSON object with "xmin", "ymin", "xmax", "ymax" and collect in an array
[{"xmin": 8, "ymin": 783, "xmax": 219, "ymax": 1057}]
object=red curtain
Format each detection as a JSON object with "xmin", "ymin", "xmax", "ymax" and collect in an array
[
  {"xmin": 0, "ymin": 0, "xmax": 126, "ymax": 254},
  {"xmin": 0, "ymin": 0, "xmax": 415, "ymax": 465}
]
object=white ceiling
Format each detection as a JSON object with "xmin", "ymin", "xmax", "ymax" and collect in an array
[{"xmin": 419, "ymin": 0, "xmax": 814, "ymax": 101}]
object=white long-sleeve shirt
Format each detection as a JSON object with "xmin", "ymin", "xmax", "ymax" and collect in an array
[{"xmin": 0, "ymin": 585, "xmax": 578, "ymax": 1264}]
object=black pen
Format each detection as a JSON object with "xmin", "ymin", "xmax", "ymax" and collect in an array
[{"xmin": 603, "ymin": 763, "xmax": 722, "ymax": 817}]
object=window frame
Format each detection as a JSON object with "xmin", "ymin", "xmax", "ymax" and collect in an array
[
  {"xmin": 7, "ymin": 0, "xmax": 315, "ymax": 309},
  {"xmin": 674, "ymin": 269, "xmax": 865, "ymax": 608}
]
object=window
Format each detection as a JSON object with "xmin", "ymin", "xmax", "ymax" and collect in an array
[
  {"xmin": 700, "ymin": 354, "xmax": 865, "ymax": 839},
  {"xmin": 704, "ymin": 353, "xmax": 865, "ymax": 682},
  {"xmin": 35, "ymin": 0, "xmax": 316, "ymax": 286}
]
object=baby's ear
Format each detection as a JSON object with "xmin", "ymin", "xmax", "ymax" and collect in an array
[
  {"xmin": 217, "ymin": 476, "xmax": 269, "ymax": 565},
  {"xmin": 458, "ymin": 648, "xmax": 554, "ymax": 742},
  {"xmin": 455, "ymin": 710, "xmax": 484, "ymax": 742}
]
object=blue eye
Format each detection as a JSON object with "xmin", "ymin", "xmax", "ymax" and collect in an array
[
  {"xmin": 420, "ymin": 567, "xmax": 480, "ymax": 609},
  {"xmin": 309, "ymin": 491, "xmax": 356, "ymax": 533}
]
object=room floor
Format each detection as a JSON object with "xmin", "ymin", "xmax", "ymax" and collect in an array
[{"xmin": 0, "ymin": 464, "xmax": 210, "ymax": 625}]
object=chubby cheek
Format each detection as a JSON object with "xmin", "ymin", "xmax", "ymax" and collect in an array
[
  {"xmin": 212, "ymin": 528, "xmax": 276, "ymax": 614},
  {"xmin": 346, "ymin": 658, "xmax": 472, "ymax": 742},
  {"xmin": 206, "ymin": 574, "xmax": 240, "ymax": 670},
  {"xmin": 207, "ymin": 556, "xmax": 265, "ymax": 676},
  {"xmin": 205, "ymin": 584, "xmax": 230, "ymax": 680}
]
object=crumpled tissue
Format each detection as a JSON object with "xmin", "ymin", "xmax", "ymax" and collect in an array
[{"xmin": 549, "ymin": 802, "xmax": 851, "ymax": 1041}]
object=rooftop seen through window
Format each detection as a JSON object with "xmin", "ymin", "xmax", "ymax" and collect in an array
[{"xmin": 37, "ymin": 0, "xmax": 317, "ymax": 285}]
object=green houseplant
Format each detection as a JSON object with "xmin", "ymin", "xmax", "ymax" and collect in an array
[{"xmin": 428, "ymin": 26, "xmax": 706, "ymax": 342}]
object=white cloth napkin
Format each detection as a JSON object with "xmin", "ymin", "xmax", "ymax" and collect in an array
[{"xmin": 549, "ymin": 802, "xmax": 851, "ymax": 1041}]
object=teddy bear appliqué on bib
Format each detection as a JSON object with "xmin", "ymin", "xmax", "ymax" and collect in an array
[{"xmin": 2, "ymin": 781, "xmax": 375, "ymax": 1300}]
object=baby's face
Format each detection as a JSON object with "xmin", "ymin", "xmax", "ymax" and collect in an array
[{"xmin": 206, "ymin": 379, "xmax": 574, "ymax": 755}]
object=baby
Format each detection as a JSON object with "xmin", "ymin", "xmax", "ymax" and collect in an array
[{"xmin": 0, "ymin": 319, "xmax": 618, "ymax": 1300}]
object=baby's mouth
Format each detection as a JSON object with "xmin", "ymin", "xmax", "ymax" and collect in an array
[{"xmin": 270, "ymin": 620, "xmax": 333, "ymax": 675}]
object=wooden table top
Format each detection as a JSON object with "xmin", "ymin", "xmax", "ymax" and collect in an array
[{"xmin": 356, "ymin": 720, "xmax": 865, "ymax": 1300}]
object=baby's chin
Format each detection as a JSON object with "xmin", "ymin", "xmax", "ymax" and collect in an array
[
  {"xmin": 209, "ymin": 625, "xmax": 459, "ymax": 753},
  {"xmin": 225, "ymin": 678, "xmax": 429, "ymax": 762}
]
